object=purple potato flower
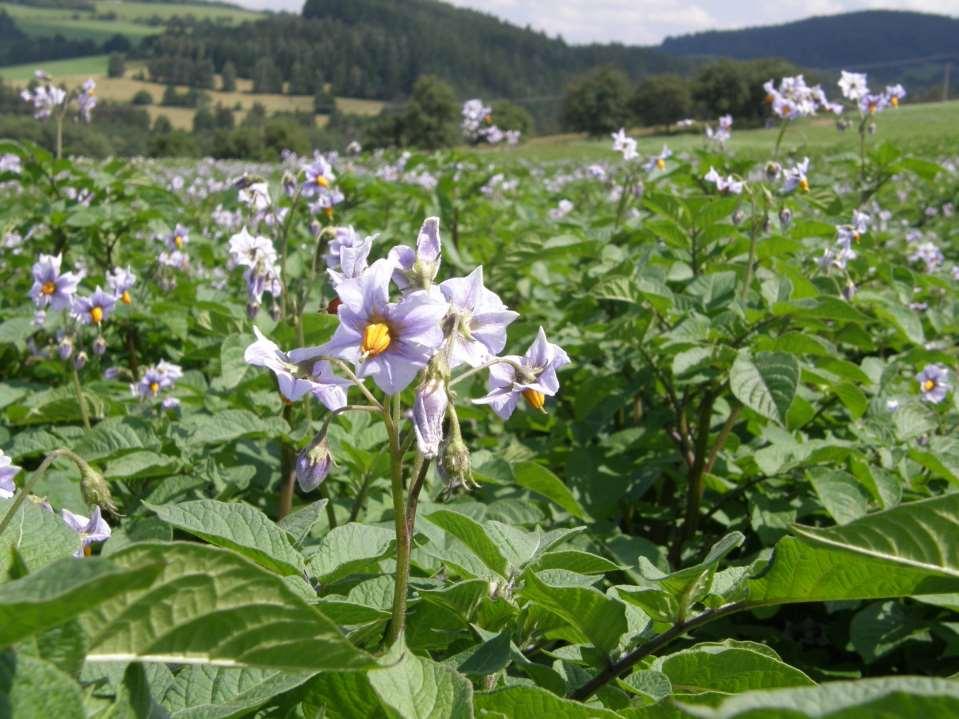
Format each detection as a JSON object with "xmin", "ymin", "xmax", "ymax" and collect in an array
[
  {"xmin": 298, "ymin": 258, "xmax": 448, "ymax": 394},
  {"xmin": 29, "ymin": 253, "xmax": 81, "ymax": 310},
  {"xmin": 61, "ymin": 506, "xmax": 111, "ymax": 557},
  {"xmin": 917, "ymin": 364, "xmax": 951, "ymax": 404},
  {"xmin": 0, "ymin": 449, "xmax": 21, "ymax": 499},
  {"xmin": 474, "ymin": 327, "xmax": 571, "ymax": 420},
  {"xmin": 106, "ymin": 266, "xmax": 136, "ymax": 304},
  {"xmin": 245, "ymin": 327, "xmax": 349, "ymax": 409},
  {"xmin": 413, "ymin": 378, "xmax": 448, "ymax": 458},
  {"xmin": 295, "ymin": 436, "xmax": 333, "ymax": 492},
  {"xmin": 325, "ymin": 226, "xmax": 374, "ymax": 287},
  {"xmin": 439, "ymin": 266, "xmax": 519, "ymax": 368},
  {"xmin": 388, "ymin": 217, "xmax": 442, "ymax": 292},
  {"xmin": 72, "ymin": 286, "xmax": 116, "ymax": 326}
]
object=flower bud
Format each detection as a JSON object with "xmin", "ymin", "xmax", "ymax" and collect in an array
[
  {"xmin": 73, "ymin": 351, "xmax": 88, "ymax": 370},
  {"xmin": 79, "ymin": 460, "xmax": 118, "ymax": 515},
  {"xmin": 295, "ymin": 436, "xmax": 333, "ymax": 492},
  {"xmin": 413, "ymin": 378, "xmax": 448, "ymax": 458},
  {"xmin": 246, "ymin": 302, "xmax": 260, "ymax": 319},
  {"xmin": 92, "ymin": 335, "xmax": 107, "ymax": 356},
  {"xmin": 779, "ymin": 207, "xmax": 792, "ymax": 229},
  {"xmin": 33, "ymin": 310, "xmax": 46, "ymax": 326},
  {"xmin": 438, "ymin": 434, "xmax": 473, "ymax": 495},
  {"xmin": 764, "ymin": 161, "xmax": 782, "ymax": 180},
  {"xmin": 732, "ymin": 208, "xmax": 745, "ymax": 226},
  {"xmin": 58, "ymin": 336, "xmax": 74, "ymax": 360}
]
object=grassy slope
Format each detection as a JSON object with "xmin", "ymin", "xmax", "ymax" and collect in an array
[
  {"xmin": 494, "ymin": 100, "xmax": 959, "ymax": 164},
  {"xmin": 0, "ymin": 1, "xmax": 259, "ymax": 43},
  {"xmin": 0, "ymin": 64, "xmax": 385, "ymax": 130}
]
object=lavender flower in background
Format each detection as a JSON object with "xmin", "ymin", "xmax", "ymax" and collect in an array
[
  {"xmin": 237, "ymin": 179, "xmax": 271, "ymax": 212},
  {"xmin": 439, "ymin": 266, "xmax": 519, "ymax": 369},
  {"xmin": 474, "ymin": 327, "xmax": 571, "ymax": 420},
  {"xmin": 29, "ymin": 253, "xmax": 80, "ymax": 309},
  {"xmin": 644, "ymin": 145, "xmax": 672, "ymax": 172},
  {"xmin": 61, "ymin": 506, "xmax": 111, "ymax": 557},
  {"xmin": 909, "ymin": 241, "xmax": 944, "ymax": 272},
  {"xmin": 917, "ymin": 364, "xmax": 951, "ymax": 404},
  {"xmin": 325, "ymin": 226, "xmax": 374, "ymax": 287},
  {"xmin": 0, "ymin": 449, "xmax": 20, "ymax": 499},
  {"xmin": 839, "ymin": 71, "xmax": 869, "ymax": 102},
  {"xmin": 611, "ymin": 128, "xmax": 637, "ymax": 161},
  {"xmin": 166, "ymin": 224, "xmax": 190, "ymax": 251},
  {"xmin": 21, "ymin": 81, "xmax": 65, "ymax": 120},
  {"xmin": 302, "ymin": 156, "xmax": 336, "ymax": 198},
  {"xmin": 0, "ymin": 154, "xmax": 21, "ymax": 174},
  {"xmin": 72, "ymin": 286, "xmax": 116, "ymax": 327},
  {"xmin": 132, "ymin": 365, "xmax": 172, "ymax": 400},
  {"xmin": 549, "ymin": 199, "xmax": 574, "ymax": 220},
  {"xmin": 705, "ymin": 115, "xmax": 732, "ymax": 147},
  {"xmin": 106, "ymin": 266, "xmax": 136, "ymax": 304},
  {"xmin": 783, "ymin": 157, "xmax": 810, "ymax": 193},
  {"xmin": 765, "ymin": 75, "xmax": 841, "ymax": 119},
  {"xmin": 704, "ymin": 168, "xmax": 743, "ymax": 195},
  {"xmin": 77, "ymin": 78, "xmax": 96, "ymax": 122},
  {"xmin": 389, "ymin": 216, "xmax": 442, "ymax": 292}
]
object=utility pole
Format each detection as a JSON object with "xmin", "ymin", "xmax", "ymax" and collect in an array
[{"xmin": 944, "ymin": 62, "xmax": 952, "ymax": 103}]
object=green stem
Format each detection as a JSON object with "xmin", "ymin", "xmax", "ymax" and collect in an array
[
  {"xmin": 386, "ymin": 394, "xmax": 411, "ymax": 645},
  {"xmin": 0, "ymin": 448, "xmax": 85, "ymax": 535},
  {"xmin": 278, "ymin": 404, "xmax": 295, "ymax": 519},
  {"xmin": 71, "ymin": 365, "xmax": 91, "ymax": 430},
  {"xmin": 740, "ymin": 195, "xmax": 761, "ymax": 302},
  {"xmin": 773, "ymin": 120, "xmax": 789, "ymax": 158},
  {"xmin": 55, "ymin": 114, "xmax": 63, "ymax": 160},
  {"xmin": 568, "ymin": 602, "xmax": 747, "ymax": 701}
]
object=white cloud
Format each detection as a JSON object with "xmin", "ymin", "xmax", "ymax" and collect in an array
[{"xmin": 230, "ymin": 0, "xmax": 959, "ymax": 44}]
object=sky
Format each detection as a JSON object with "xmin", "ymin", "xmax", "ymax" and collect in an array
[{"xmin": 233, "ymin": 0, "xmax": 959, "ymax": 45}]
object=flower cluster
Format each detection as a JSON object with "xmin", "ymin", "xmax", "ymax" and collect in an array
[
  {"xmin": 705, "ymin": 114, "xmax": 733, "ymax": 147},
  {"xmin": 783, "ymin": 157, "xmax": 810, "ymax": 193},
  {"xmin": 246, "ymin": 217, "xmax": 569, "ymax": 491},
  {"xmin": 20, "ymin": 70, "xmax": 96, "ymax": 123},
  {"xmin": 838, "ymin": 71, "xmax": 906, "ymax": 115},
  {"xmin": 131, "ymin": 360, "xmax": 183, "ymax": 409},
  {"xmin": 461, "ymin": 99, "xmax": 520, "ymax": 145},
  {"xmin": 301, "ymin": 154, "xmax": 344, "ymax": 219},
  {"xmin": 644, "ymin": 145, "xmax": 672, "ymax": 173},
  {"xmin": 228, "ymin": 227, "xmax": 282, "ymax": 317},
  {"xmin": 764, "ymin": 75, "xmax": 841, "ymax": 119},
  {"xmin": 703, "ymin": 167, "xmax": 743, "ymax": 195},
  {"xmin": 611, "ymin": 129, "xmax": 637, "ymax": 161}
]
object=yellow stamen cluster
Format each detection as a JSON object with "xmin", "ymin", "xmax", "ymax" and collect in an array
[
  {"xmin": 121, "ymin": 290, "xmax": 132, "ymax": 305},
  {"xmin": 149, "ymin": 381, "xmax": 160, "ymax": 396},
  {"xmin": 891, "ymin": 96, "xmax": 899, "ymax": 108},
  {"xmin": 522, "ymin": 388, "xmax": 546, "ymax": 412},
  {"xmin": 89, "ymin": 306, "xmax": 104, "ymax": 325},
  {"xmin": 799, "ymin": 178, "xmax": 810, "ymax": 193},
  {"xmin": 655, "ymin": 158, "xmax": 666, "ymax": 171},
  {"xmin": 324, "ymin": 207, "xmax": 334, "ymax": 220},
  {"xmin": 174, "ymin": 235, "xmax": 184, "ymax": 249},
  {"xmin": 315, "ymin": 175, "xmax": 330, "ymax": 188},
  {"xmin": 362, "ymin": 322, "xmax": 391, "ymax": 357},
  {"xmin": 41, "ymin": 281, "xmax": 56, "ymax": 295},
  {"xmin": 923, "ymin": 379, "xmax": 936, "ymax": 392}
]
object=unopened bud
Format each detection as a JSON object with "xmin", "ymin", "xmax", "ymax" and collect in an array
[
  {"xmin": 413, "ymin": 378, "xmax": 448, "ymax": 458},
  {"xmin": 296, "ymin": 435, "xmax": 333, "ymax": 492},
  {"xmin": 732, "ymin": 209, "xmax": 745, "ymax": 226},
  {"xmin": 765, "ymin": 161, "xmax": 782, "ymax": 180},
  {"xmin": 779, "ymin": 207, "xmax": 792, "ymax": 229},
  {"xmin": 73, "ymin": 351, "xmax": 88, "ymax": 370},
  {"xmin": 79, "ymin": 461, "xmax": 118, "ymax": 515},
  {"xmin": 58, "ymin": 336, "xmax": 73, "ymax": 360},
  {"xmin": 92, "ymin": 335, "xmax": 107, "ymax": 356}
]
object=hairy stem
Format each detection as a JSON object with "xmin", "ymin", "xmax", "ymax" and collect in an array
[
  {"xmin": 0, "ymin": 448, "xmax": 87, "ymax": 535},
  {"xmin": 386, "ymin": 395, "xmax": 411, "ymax": 645},
  {"xmin": 71, "ymin": 365, "xmax": 91, "ymax": 430}
]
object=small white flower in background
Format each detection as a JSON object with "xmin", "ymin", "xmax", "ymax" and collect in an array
[
  {"xmin": 549, "ymin": 199, "xmax": 574, "ymax": 220},
  {"xmin": 237, "ymin": 179, "xmax": 271, "ymax": 212},
  {"xmin": 783, "ymin": 157, "xmax": 810, "ymax": 193},
  {"xmin": 0, "ymin": 449, "xmax": 21, "ymax": 499},
  {"xmin": 61, "ymin": 506, "xmax": 111, "ymax": 558},
  {"xmin": 644, "ymin": 145, "xmax": 672, "ymax": 172},
  {"xmin": 611, "ymin": 128, "xmax": 637, "ymax": 161},
  {"xmin": 839, "ymin": 71, "xmax": 869, "ymax": 102},
  {"xmin": 704, "ymin": 167, "xmax": 743, "ymax": 195}
]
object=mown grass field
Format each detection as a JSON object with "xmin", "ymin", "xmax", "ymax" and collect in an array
[
  {"xmin": 0, "ymin": 1, "xmax": 259, "ymax": 43},
  {"xmin": 0, "ymin": 61, "xmax": 385, "ymax": 130},
  {"xmin": 498, "ymin": 99, "xmax": 959, "ymax": 163}
]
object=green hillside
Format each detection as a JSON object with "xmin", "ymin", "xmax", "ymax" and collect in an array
[{"xmin": 0, "ymin": 0, "xmax": 260, "ymax": 43}]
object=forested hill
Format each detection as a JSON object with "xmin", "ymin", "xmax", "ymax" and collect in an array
[
  {"xmin": 145, "ymin": 0, "xmax": 697, "ymax": 101},
  {"xmin": 659, "ymin": 10, "xmax": 959, "ymax": 70}
]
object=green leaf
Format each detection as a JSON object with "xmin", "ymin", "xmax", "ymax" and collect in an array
[
  {"xmin": 217, "ymin": 334, "xmax": 252, "ymax": 390},
  {"xmin": 474, "ymin": 686, "xmax": 623, "ymax": 718},
  {"xmin": 172, "ymin": 409, "xmax": 288, "ymax": 447},
  {"xmin": 513, "ymin": 462, "xmax": 589, "ymax": 520},
  {"xmin": 678, "ymin": 677, "xmax": 959, "ymax": 718},
  {"xmin": 533, "ymin": 550, "xmax": 622, "ymax": 575},
  {"xmin": 146, "ymin": 499, "xmax": 305, "ymax": 576},
  {"xmin": 457, "ymin": 629, "xmax": 512, "ymax": 675},
  {"xmin": 808, "ymin": 469, "xmax": 871, "ymax": 524},
  {"xmin": 305, "ymin": 522, "xmax": 396, "ymax": 583},
  {"xmin": 850, "ymin": 600, "xmax": 930, "ymax": 664},
  {"xmin": 424, "ymin": 510, "xmax": 509, "ymax": 578},
  {"xmin": 0, "ymin": 497, "xmax": 81, "ymax": 574},
  {"xmin": 520, "ymin": 570, "xmax": 628, "ymax": 655},
  {"xmin": 0, "ymin": 556, "xmax": 161, "ymax": 646},
  {"xmin": 72, "ymin": 416, "xmax": 154, "ymax": 462},
  {"xmin": 163, "ymin": 665, "xmax": 317, "ymax": 719},
  {"xmin": 0, "ymin": 652, "xmax": 85, "ymax": 719},
  {"xmin": 654, "ymin": 645, "xmax": 815, "ymax": 693},
  {"xmin": 749, "ymin": 494, "xmax": 959, "ymax": 605},
  {"xmin": 729, "ymin": 351, "xmax": 799, "ymax": 425},
  {"xmin": 278, "ymin": 500, "xmax": 329, "ymax": 546},
  {"xmin": 368, "ymin": 642, "xmax": 474, "ymax": 719},
  {"xmin": 80, "ymin": 542, "xmax": 373, "ymax": 671},
  {"xmin": 104, "ymin": 450, "xmax": 178, "ymax": 480}
]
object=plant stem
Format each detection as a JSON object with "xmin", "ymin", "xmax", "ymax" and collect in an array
[
  {"xmin": 0, "ymin": 448, "xmax": 85, "ymax": 535},
  {"xmin": 55, "ymin": 114, "xmax": 63, "ymax": 160},
  {"xmin": 568, "ymin": 603, "xmax": 747, "ymax": 701},
  {"xmin": 773, "ymin": 120, "xmax": 789, "ymax": 158},
  {"xmin": 71, "ymin": 365, "xmax": 91, "ymax": 430},
  {"xmin": 386, "ymin": 394, "xmax": 411, "ymax": 645},
  {"xmin": 740, "ymin": 195, "xmax": 760, "ymax": 302},
  {"xmin": 670, "ymin": 392, "xmax": 716, "ymax": 568},
  {"xmin": 278, "ymin": 403, "xmax": 295, "ymax": 519}
]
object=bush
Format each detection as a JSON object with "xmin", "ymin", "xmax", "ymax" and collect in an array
[
  {"xmin": 131, "ymin": 90, "xmax": 153, "ymax": 106},
  {"xmin": 562, "ymin": 65, "xmax": 633, "ymax": 136},
  {"xmin": 107, "ymin": 52, "xmax": 126, "ymax": 78},
  {"xmin": 631, "ymin": 74, "xmax": 692, "ymax": 128}
]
